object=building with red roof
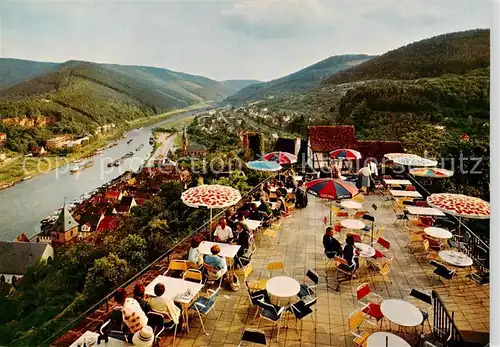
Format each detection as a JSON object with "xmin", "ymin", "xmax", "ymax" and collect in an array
[{"xmin": 96, "ymin": 216, "xmax": 119, "ymax": 232}]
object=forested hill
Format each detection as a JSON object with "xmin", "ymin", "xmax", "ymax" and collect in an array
[
  {"xmin": 226, "ymin": 54, "xmax": 374, "ymax": 104},
  {"xmin": 325, "ymin": 29, "xmax": 490, "ymax": 85},
  {"xmin": 0, "ymin": 58, "xmax": 60, "ymax": 87}
]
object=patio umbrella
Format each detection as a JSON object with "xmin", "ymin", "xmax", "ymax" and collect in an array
[
  {"xmin": 329, "ymin": 148, "xmax": 361, "ymax": 160},
  {"xmin": 246, "ymin": 160, "xmax": 282, "ymax": 172},
  {"xmin": 409, "ymin": 168, "xmax": 454, "ymax": 178},
  {"xmin": 181, "ymin": 184, "xmax": 242, "ymax": 239},
  {"xmin": 391, "ymin": 156, "xmax": 438, "ymax": 167},
  {"xmin": 305, "ymin": 178, "xmax": 359, "ymax": 224},
  {"xmin": 426, "ymin": 193, "xmax": 490, "ymax": 241},
  {"xmin": 262, "ymin": 151, "xmax": 297, "ymax": 165},
  {"xmin": 384, "ymin": 153, "xmax": 420, "ymax": 160}
]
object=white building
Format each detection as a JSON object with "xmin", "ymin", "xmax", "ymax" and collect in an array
[{"xmin": 0, "ymin": 242, "xmax": 54, "ymax": 284}]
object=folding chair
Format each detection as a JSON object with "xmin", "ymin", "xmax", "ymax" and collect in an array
[
  {"xmin": 190, "ymin": 288, "xmax": 220, "ymax": 335},
  {"xmin": 164, "ymin": 259, "xmax": 188, "ymax": 277},
  {"xmin": 356, "ymin": 283, "xmax": 384, "ymax": 329},
  {"xmin": 183, "ymin": 269, "xmax": 203, "ymax": 283},
  {"xmin": 289, "ymin": 297, "xmax": 317, "ymax": 332},
  {"xmin": 298, "ymin": 269, "xmax": 319, "ymax": 301},
  {"xmin": 255, "ymin": 299, "xmax": 287, "ymax": 341},
  {"xmin": 146, "ymin": 311, "xmax": 166, "ymax": 347},
  {"xmin": 238, "ymin": 328, "xmax": 267, "ymax": 346},
  {"xmin": 333, "ymin": 256, "xmax": 357, "ymax": 290},
  {"xmin": 244, "ymin": 281, "xmax": 271, "ymax": 322},
  {"xmin": 347, "ymin": 310, "xmax": 371, "ymax": 347},
  {"xmin": 404, "ymin": 289, "xmax": 432, "ymax": 334},
  {"xmin": 429, "ymin": 260, "xmax": 457, "ymax": 287}
]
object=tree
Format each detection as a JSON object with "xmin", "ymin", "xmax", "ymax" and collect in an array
[
  {"xmin": 83, "ymin": 253, "xmax": 130, "ymax": 300},
  {"xmin": 118, "ymin": 234, "xmax": 148, "ymax": 270}
]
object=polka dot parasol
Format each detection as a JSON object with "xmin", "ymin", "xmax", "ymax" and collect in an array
[
  {"xmin": 181, "ymin": 184, "xmax": 242, "ymax": 209},
  {"xmin": 426, "ymin": 193, "xmax": 490, "ymax": 219}
]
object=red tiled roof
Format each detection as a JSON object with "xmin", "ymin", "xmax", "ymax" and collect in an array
[
  {"xmin": 308, "ymin": 126, "xmax": 358, "ymax": 152},
  {"xmin": 115, "ymin": 205, "xmax": 130, "ymax": 214},
  {"xmin": 105, "ymin": 190, "xmax": 121, "ymax": 199},
  {"xmin": 357, "ymin": 140, "xmax": 405, "ymax": 163},
  {"xmin": 96, "ymin": 216, "xmax": 118, "ymax": 232}
]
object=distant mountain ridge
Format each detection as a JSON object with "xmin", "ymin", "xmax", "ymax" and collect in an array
[
  {"xmin": 325, "ymin": 29, "xmax": 490, "ymax": 85},
  {"xmin": 0, "ymin": 59, "xmax": 259, "ymax": 153},
  {"xmin": 0, "ymin": 58, "xmax": 60, "ymax": 87},
  {"xmin": 226, "ymin": 54, "xmax": 375, "ymax": 104}
]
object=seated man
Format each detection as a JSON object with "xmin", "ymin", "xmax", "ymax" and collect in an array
[
  {"xmin": 148, "ymin": 283, "xmax": 181, "ymax": 326},
  {"xmin": 204, "ymin": 245, "xmax": 227, "ymax": 272},
  {"xmin": 214, "ymin": 218, "xmax": 233, "ymax": 243},
  {"xmin": 323, "ymin": 227, "xmax": 342, "ymax": 258},
  {"xmin": 273, "ymin": 191, "xmax": 288, "ymax": 217},
  {"xmin": 233, "ymin": 222, "xmax": 251, "ymax": 266},
  {"xmin": 249, "ymin": 203, "xmax": 264, "ymax": 221}
]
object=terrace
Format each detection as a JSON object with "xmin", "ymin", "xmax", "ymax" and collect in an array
[{"xmin": 53, "ymin": 176, "xmax": 489, "ymax": 347}]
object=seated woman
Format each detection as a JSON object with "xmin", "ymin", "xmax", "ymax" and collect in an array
[
  {"xmin": 147, "ymin": 283, "xmax": 182, "ymax": 327},
  {"xmin": 342, "ymin": 235, "xmax": 359, "ymax": 270},
  {"xmin": 285, "ymin": 175, "xmax": 297, "ymax": 190},
  {"xmin": 204, "ymin": 245, "xmax": 228, "ymax": 272},
  {"xmin": 277, "ymin": 181, "xmax": 288, "ymax": 197},
  {"xmin": 249, "ymin": 203, "xmax": 264, "ymax": 220},
  {"xmin": 257, "ymin": 198, "xmax": 272, "ymax": 221},
  {"xmin": 273, "ymin": 191, "xmax": 288, "ymax": 217},
  {"xmin": 323, "ymin": 227, "xmax": 342, "ymax": 258},
  {"xmin": 187, "ymin": 236, "xmax": 203, "ymax": 267}
]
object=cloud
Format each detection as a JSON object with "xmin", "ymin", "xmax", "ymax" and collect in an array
[{"xmin": 0, "ymin": 0, "xmax": 491, "ymax": 81}]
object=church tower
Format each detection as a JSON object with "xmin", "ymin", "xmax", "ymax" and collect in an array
[{"xmin": 182, "ymin": 125, "xmax": 188, "ymax": 156}]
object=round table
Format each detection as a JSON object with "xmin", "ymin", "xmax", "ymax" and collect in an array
[
  {"xmin": 381, "ymin": 299, "xmax": 423, "ymax": 327},
  {"xmin": 424, "ymin": 227, "xmax": 453, "ymax": 239},
  {"xmin": 439, "ymin": 250, "xmax": 473, "ymax": 267},
  {"xmin": 341, "ymin": 200, "xmax": 363, "ymax": 209},
  {"xmin": 266, "ymin": 276, "xmax": 301, "ymax": 298},
  {"xmin": 366, "ymin": 332, "xmax": 411, "ymax": 347},
  {"xmin": 355, "ymin": 242, "xmax": 376, "ymax": 258},
  {"xmin": 341, "ymin": 219, "xmax": 366, "ymax": 230}
]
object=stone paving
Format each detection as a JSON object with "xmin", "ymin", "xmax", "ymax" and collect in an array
[{"xmin": 155, "ymin": 193, "xmax": 489, "ymax": 347}]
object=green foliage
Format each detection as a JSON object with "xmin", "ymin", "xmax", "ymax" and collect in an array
[
  {"xmin": 326, "ymin": 29, "xmax": 490, "ymax": 84},
  {"xmin": 117, "ymin": 234, "xmax": 148, "ymax": 270},
  {"xmin": 213, "ymin": 170, "xmax": 252, "ymax": 195},
  {"xmin": 0, "ymin": 58, "xmax": 59, "ymax": 87},
  {"xmin": 83, "ymin": 253, "xmax": 130, "ymax": 300}
]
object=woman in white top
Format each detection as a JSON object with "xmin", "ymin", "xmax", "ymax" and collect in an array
[{"xmin": 187, "ymin": 237, "xmax": 203, "ymax": 266}]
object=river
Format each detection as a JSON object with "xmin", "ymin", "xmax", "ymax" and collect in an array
[{"xmin": 0, "ymin": 108, "xmax": 208, "ymax": 241}]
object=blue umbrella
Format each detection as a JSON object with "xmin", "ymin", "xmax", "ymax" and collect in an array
[{"xmin": 246, "ymin": 160, "xmax": 283, "ymax": 172}]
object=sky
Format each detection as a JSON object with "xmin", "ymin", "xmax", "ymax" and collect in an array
[{"xmin": 0, "ymin": 0, "xmax": 491, "ymax": 81}]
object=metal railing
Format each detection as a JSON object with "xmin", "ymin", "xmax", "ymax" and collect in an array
[
  {"xmin": 405, "ymin": 173, "xmax": 490, "ymax": 273},
  {"xmin": 40, "ymin": 175, "xmax": 273, "ymax": 347},
  {"xmin": 432, "ymin": 290, "xmax": 465, "ymax": 346}
]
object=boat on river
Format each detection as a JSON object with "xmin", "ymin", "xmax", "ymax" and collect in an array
[
  {"xmin": 136, "ymin": 144, "xmax": 144, "ymax": 151},
  {"xmin": 122, "ymin": 152, "xmax": 134, "ymax": 159},
  {"xmin": 127, "ymin": 139, "xmax": 133, "ymax": 145},
  {"xmin": 22, "ymin": 176, "xmax": 33, "ymax": 181}
]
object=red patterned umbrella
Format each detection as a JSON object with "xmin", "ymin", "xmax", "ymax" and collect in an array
[
  {"xmin": 329, "ymin": 148, "xmax": 361, "ymax": 160},
  {"xmin": 181, "ymin": 184, "xmax": 241, "ymax": 209},
  {"xmin": 181, "ymin": 184, "xmax": 242, "ymax": 239},
  {"xmin": 262, "ymin": 151, "xmax": 297, "ymax": 165},
  {"xmin": 426, "ymin": 193, "xmax": 490, "ymax": 219}
]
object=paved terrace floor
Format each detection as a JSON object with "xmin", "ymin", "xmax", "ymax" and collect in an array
[{"xmin": 57, "ymin": 193, "xmax": 489, "ymax": 347}]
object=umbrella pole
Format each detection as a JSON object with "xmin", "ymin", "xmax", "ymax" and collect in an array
[{"xmin": 210, "ymin": 208, "xmax": 213, "ymax": 240}]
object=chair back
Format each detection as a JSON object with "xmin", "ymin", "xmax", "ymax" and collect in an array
[
  {"xmin": 203, "ymin": 262, "xmax": 221, "ymax": 279},
  {"xmin": 352, "ymin": 194, "xmax": 365, "ymax": 203},
  {"xmin": 147, "ymin": 311, "xmax": 165, "ymax": 335},
  {"xmin": 410, "ymin": 289, "xmax": 432, "ymax": 306},
  {"xmin": 346, "ymin": 232, "xmax": 361, "ymax": 243},
  {"xmin": 354, "ymin": 211, "xmax": 369, "ymax": 218},
  {"xmin": 423, "ymin": 239, "xmax": 430, "ymax": 252},
  {"xmin": 348, "ymin": 310, "xmax": 366, "ymax": 331},
  {"xmin": 334, "ymin": 224, "xmax": 342, "ymax": 232},
  {"xmin": 409, "ymin": 234, "xmax": 424, "ymax": 242},
  {"xmin": 334, "ymin": 256, "xmax": 348, "ymax": 266},
  {"xmin": 240, "ymin": 328, "xmax": 267, "ymax": 346},
  {"xmin": 183, "ymin": 269, "xmax": 203, "ymax": 283},
  {"xmin": 356, "ymin": 283, "xmax": 373, "ymax": 301},
  {"xmin": 415, "ymin": 200, "xmax": 428, "ymax": 207},
  {"xmin": 406, "ymin": 185, "xmax": 417, "ymax": 191},
  {"xmin": 305, "ymin": 269, "xmax": 319, "ymax": 285},
  {"xmin": 420, "ymin": 216, "xmax": 434, "ymax": 226},
  {"xmin": 267, "ymin": 261, "xmax": 285, "ymax": 272},
  {"xmin": 168, "ymin": 259, "xmax": 188, "ymax": 272},
  {"xmin": 337, "ymin": 211, "xmax": 349, "ymax": 217},
  {"xmin": 376, "ymin": 236, "xmax": 391, "ymax": 250}
]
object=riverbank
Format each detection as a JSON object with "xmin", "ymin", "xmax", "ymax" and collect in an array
[{"xmin": 0, "ymin": 103, "xmax": 210, "ymax": 189}]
